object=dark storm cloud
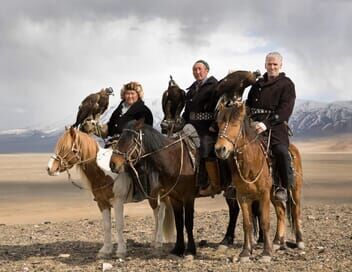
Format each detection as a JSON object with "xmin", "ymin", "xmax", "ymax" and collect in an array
[{"xmin": 0, "ymin": 0, "xmax": 350, "ymax": 130}]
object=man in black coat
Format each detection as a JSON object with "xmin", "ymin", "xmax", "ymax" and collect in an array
[
  {"xmin": 246, "ymin": 52, "xmax": 296, "ymax": 202},
  {"xmin": 182, "ymin": 60, "xmax": 221, "ymax": 196}
]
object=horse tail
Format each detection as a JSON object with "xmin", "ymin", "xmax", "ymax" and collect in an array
[
  {"xmin": 251, "ymin": 201, "xmax": 261, "ymax": 241},
  {"xmin": 287, "ymin": 143, "xmax": 303, "ymax": 234},
  {"xmin": 162, "ymin": 196, "xmax": 175, "ymax": 242},
  {"xmin": 286, "ymin": 192, "xmax": 295, "ymax": 233}
]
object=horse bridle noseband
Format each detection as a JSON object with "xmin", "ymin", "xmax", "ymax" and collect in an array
[
  {"xmin": 51, "ymin": 141, "xmax": 82, "ymax": 171},
  {"xmin": 112, "ymin": 127, "xmax": 187, "ymax": 200},
  {"xmin": 112, "ymin": 129, "xmax": 145, "ymax": 165},
  {"xmin": 218, "ymin": 107, "xmax": 265, "ymax": 184}
]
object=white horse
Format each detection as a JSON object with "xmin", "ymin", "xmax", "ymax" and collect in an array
[{"xmin": 47, "ymin": 127, "xmax": 174, "ymax": 258}]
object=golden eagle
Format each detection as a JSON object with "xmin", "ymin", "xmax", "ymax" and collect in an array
[
  {"xmin": 72, "ymin": 87, "xmax": 114, "ymax": 128},
  {"xmin": 161, "ymin": 76, "xmax": 186, "ymax": 135}
]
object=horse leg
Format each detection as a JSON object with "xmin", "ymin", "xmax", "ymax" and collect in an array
[
  {"xmin": 252, "ymin": 200, "xmax": 264, "ymax": 244},
  {"xmin": 259, "ymin": 192, "xmax": 272, "ymax": 262},
  {"xmin": 238, "ymin": 200, "xmax": 253, "ymax": 262},
  {"xmin": 170, "ymin": 198, "xmax": 185, "ymax": 256},
  {"xmin": 184, "ymin": 199, "xmax": 196, "ymax": 256},
  {"xmin": 97, "ymin": 208, "xmax": 114, "ymax": 258},
  {"xmin": 152, "ymin": 201, "xmax": 166, "ymax": 248},
  {"xmin": 272, "ymin": 200, "xmax": 286, "ymax": 250},
  {"xmin": 292, "ymin": 188, "xmax": 304, "ymax": 249},
  {"xmin": 112, "ymin": 197, "xmax": 127, "ymax": 258},
  {"xmin": 220, "ymin": 197, "xmax": 240, "ymax": 247}
]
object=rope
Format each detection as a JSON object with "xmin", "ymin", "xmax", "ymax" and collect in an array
[{"xmin": 129, "ymin": 134, "xmax": 185, "ymax": 200}]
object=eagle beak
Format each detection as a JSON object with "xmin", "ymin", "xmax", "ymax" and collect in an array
[{"xmin": 107, "ymin": 87, "xmax": 114, "ymax": 95}]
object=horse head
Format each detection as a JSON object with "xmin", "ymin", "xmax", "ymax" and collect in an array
[
  {"xmin": 109, "ymin": 119, "xmax": 145, "ymax": 173},
  {"xmin": 217, "ymin": 70, "xmax": 261, "ymax": 101},
  {"xmin": 47, "ymin": 127, "xmax": 96, "ymax": 176},
  {"xmin": 47, "ymin": 127, "xmax": 82, "ymax": 175},
  {"xmin": 215, "ymin": 99, "xmax": 247, "ymax": 160}
]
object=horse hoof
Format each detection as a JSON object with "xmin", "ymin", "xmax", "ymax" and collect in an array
[
  {"xmin": 297, "ymin": 241, "xmax": 305, "ymax": 250},
  {"xmin": 238, "ymin": 256, "xmax": 250, "ymax": 263},
  {"xmin": 217, "ymin": 245, "xmax": 228, "ymax": 252},
  {"xmin": 152, "ymin": 241, "xmax": 163, "ymax": 248},
  {"xmin": 259, "ymin": 255, "xmax": 271, "ymax": 263},
  {"xmin": 184, "ymin": 254, "xmax": 194, "ymax": 261},
  {"xmin": 115, "ymin": 251, "xmax": 126, "ymax": 259},
  {"xmin": 97, "ymin": 252, "xmax": 112, "ymax": 259},
  {"xmin": 273, "ymin": 243, "xmax": 281, "ymax": 251}
]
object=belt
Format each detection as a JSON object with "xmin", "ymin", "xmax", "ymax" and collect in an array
[
  {"xmin": 250, "ymin": 108, "xmax": 273, "ymax": 115},
  {"xmin": 189, "ymin": 112, "xmax": 214, "ymax": 121}
]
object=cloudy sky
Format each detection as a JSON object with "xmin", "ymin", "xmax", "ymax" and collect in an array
[{"xmin": 0, "ymin": 0, "xmax": 351, "ymax": 130}]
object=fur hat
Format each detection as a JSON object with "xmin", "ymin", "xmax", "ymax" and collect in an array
[{"xmin": 120, "ymin": 81, "xmax": 144, "ymax": 100}]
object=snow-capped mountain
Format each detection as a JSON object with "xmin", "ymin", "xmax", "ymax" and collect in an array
[
  {"xmin": 290, "ymin": 100, "xmax": 352, "ymax": 137},
  {"xmin": 0, "ymin": 99, "xmax": 351, "ymax": 153}
]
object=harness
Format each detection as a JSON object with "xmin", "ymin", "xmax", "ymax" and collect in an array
[
  {"xmin": 219, "ymin": 118, "xmax": 269, "ymax": 184},
  {"xmin": 52, "ymin": 139, "xmax": 116, "ymax": 192},
  {"xmin": 112, "ymin": 128, "xmax": 189, "ymax": 200}
]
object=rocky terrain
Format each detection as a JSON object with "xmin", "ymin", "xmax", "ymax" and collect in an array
[{"xmin": 1, "ymin": 204, "xmax": 351, "ymax": 272}]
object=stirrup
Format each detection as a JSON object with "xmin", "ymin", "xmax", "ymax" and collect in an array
[{"xmin": 274, "ymin": 187, "xmax": 288, "ymax": 202}]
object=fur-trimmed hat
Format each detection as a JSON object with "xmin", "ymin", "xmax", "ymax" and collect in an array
[{"xmin": 120, "ymin": 81, "xmax": 144, "ymax": 100}]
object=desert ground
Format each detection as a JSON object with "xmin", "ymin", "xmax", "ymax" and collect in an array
[{"xmin": 0, "ymin": 136, "xmax": 351, "ymax": 271}]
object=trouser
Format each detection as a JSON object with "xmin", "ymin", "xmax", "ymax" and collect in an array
[
  {"xmin": 271, "ymin": 144, "xmax": 294, "ymax": 189},
  {"xmin": 197, "ymin": 134, "xmax": 216, "ymax": 188}
]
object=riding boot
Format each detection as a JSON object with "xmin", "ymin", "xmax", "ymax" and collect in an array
[
  {"xmin": 272, "ymin": 144, "xmax": 293, "ymax": 202},
  {"xmin": 199, "ymin": 160, "xmax": 221, "ymax": 197}
]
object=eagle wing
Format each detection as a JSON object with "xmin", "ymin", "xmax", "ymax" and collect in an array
[{"xmin": 72, "ymin": 93, "xmax": 100, "ymax": 127}]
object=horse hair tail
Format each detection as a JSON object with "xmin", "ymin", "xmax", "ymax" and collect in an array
[
  {"xmin": 251, "ymin": 201, "xmax": 260, "ymax": 239},
  {"xmin": 162, "ymin": 196, "xmax": 175, "ymax": 242},
  {"xmin": 287, "ymin": 190, "xmax": 295, "ymax": 233}
]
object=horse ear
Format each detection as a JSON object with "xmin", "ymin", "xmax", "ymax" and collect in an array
[
  {"xmin": 69, "ymin": 126, "xmax": 77, "ymax": 139},
  {"xmin": 134, "ymin": 118, "xmax": 145, "ymax": 130}
]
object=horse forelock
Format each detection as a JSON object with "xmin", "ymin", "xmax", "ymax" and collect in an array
[{"xmin": 55, "ymin": 129, "xmax": 98, "ymax": 160}]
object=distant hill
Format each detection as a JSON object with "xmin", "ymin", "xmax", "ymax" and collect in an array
[{"xmin": 0, "ymin": 99, "xmax": 351, "ymax": 153}]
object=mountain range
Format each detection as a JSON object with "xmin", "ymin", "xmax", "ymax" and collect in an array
[{"xmin": 0, "ymin": 99, "xmax": 351, "ymax": 153}]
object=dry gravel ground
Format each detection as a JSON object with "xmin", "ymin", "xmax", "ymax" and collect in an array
[
  {"xmin": 0, "ymin": 204, "xmax": 351, "ymax": 272},
  {"xmin": 0, "ymin": 144, "xmax": 351, "ymax": 271}
]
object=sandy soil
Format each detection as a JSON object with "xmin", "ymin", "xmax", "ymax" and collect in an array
[{"xmin": 0, "ymin": 140, "xmax": 351, "ymax": 271}]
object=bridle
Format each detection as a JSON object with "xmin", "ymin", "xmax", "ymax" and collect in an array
[
  {"xmin": 112, "ymin": 127, "xmax": 187, "ymax": 200},
  {"xmin": 51, "ymin": 138, "xmax": 97, "ymax": 189},
  {"xmin": 51, "ymin": 141, "xmax": 82, "ymax": 171},
  {"xmin": 112, "ymin": 129, "xmax": 145, "ymax": 165},
  {"xmin": 217, "ymin": 104, "xmax": 266, "ymax": 184}
]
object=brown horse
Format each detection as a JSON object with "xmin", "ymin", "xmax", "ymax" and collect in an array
[
  {"xmin": 46, "ymin": 127, "xmax": 175, "ymax": 258},
  {"xmin": 109, "ymin": 119, "xmax": 200, "ymax": 257},
  {"xmin": 215, "ymin": 98, "xmax": 304, "ymax": 262}
]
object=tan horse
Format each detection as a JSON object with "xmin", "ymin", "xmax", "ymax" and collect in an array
[
  {"xmin": 46, "ymin": 127, "xmax": 174, "ymax": 258},
  {"xmin": 215, "ymin": 100, "xmax": 304, "ymax": 262}
]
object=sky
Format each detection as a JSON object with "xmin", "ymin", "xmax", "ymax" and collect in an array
[{"xmin": 0, "ymin": 0, "xmax": 351, "ymax": 130}]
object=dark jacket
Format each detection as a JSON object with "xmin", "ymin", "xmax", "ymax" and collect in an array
[
  {"xmin": 107, "ymin": 100, "xmax": 153, "ymax": 137},
  {"xmin": 182, "ymin": 76, "xmax": 219, "ymax": 136},
  {"xmin": 246, "ymin": 72, "xmax": 296, "ymax": 146}
]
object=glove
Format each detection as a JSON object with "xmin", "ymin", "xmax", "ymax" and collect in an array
[{"xmin": 254, "ymin": 122, "xmax": 267, "ymax": 134}]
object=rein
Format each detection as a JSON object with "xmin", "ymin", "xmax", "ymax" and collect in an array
[
  {"xmin": 220, "ymin": 117, "xmax": 266, "ymax": 184},
  {"xmin": 113, "ymin": 128, "xmax": 187, "ymax": 200},
  {"xmin": 53, "ymin": 137, "xmax": 116, "ymax": 192}
]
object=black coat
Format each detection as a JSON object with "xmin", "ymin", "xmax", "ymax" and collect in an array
[
  {"xmin": 107, "ymin": 100, "xmax": 153, "ymax": 137},
  {"xmin": 246, "ymin": 72, "xmax": 296, "ymax": 146},
  {"xmin": 182, "ymin": 76, "xmax": 219, "ymax": 136}
]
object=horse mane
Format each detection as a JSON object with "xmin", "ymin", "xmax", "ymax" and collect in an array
[
  {"xmin": 56, "ymin": 129, "xmax": 98, "ymax": 161},
  {"xmin": 125, "ymin": 121, "xmax": 169, "ymax": 153},
  {"xmin": 216, "ymin": 103, "xmax": 258, "ymax": 141}
]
